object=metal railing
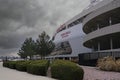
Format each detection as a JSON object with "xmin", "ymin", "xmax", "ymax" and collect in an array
[{"xmin": 79, "ymin": 51, "xmax": 120, "ymax": 60}]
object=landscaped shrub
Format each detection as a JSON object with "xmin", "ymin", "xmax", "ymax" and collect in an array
[
  {"xmin": 115, "ymin": 59, "xmax": 120, "ymax": 71},
  {"xmin": 97, "ymin": 56, "xmax": 120, "ymax": 72},
  {"xmin": 3, "ymin": 61, "xmax": 18, "ymax": 69},
  {"xmin": 104, "ymin": 60, "xmax": 116, "ymax": 71},
  {"xmin": 51, "ymin": 60, "xmax": 84, "ymax": 80},
  {"xmin": 16, "ymin": 61, "xmax": 31, "ymax": 71},
  {"xmin": 27, "ymin": 60, "xmax": 49, "ymax": 76},
  {"xmin": 8, "ymin": 61, "xmax": 18, "ymax": 69},
  {"xmin": 3, "ymin": 61, "xmax": 10, "ymax": 67},
  {"xmin": 3, "ymin": 60, "xmax": 49, "ymax": 75}
]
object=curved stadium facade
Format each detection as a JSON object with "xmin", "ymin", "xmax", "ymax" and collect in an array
[
  {"xmin": 48, "ymin": 0, "xmax": 120, "ymax": 65},
  {"xmin": 83, "ymin": 0, "xmax": 120, "ymax": 51},
  {"xmin": 79, "ymin": 0, "xmax": 120, "ymax": 66},
  {"xmin": 48, "ymin": 22, "xmax": 91, "ymax": 60}
]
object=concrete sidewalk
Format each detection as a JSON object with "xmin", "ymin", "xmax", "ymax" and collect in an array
[
  {"xmin": 81, "ymin": 66, "xmax": 120, "ymax": 80},
  {"xmin": 0, "ymin": 62, "xmax": 56, "ymax": 80}
]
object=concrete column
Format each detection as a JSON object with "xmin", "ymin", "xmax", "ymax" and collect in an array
[
  {"xmin": 53, "ymin": 57, "xmax": 55, "ymax": 60},
  {"xmin": 98, "ymin": 42, "xmax": 100, "ymax": 51},
  {"xmin": 110, "ymin": 38, "xmax": 113, "ymax": 50},
  {"xmin": 63, "ymin": 57, "xmax": 65, "ymax": 60},
  {"xmin": 109, "ymin": 17, "xmax": 112, "ymax": 25},
  {"xmin": 92, "ymin": 45, "xmax": 94, "ymax": 51},
  {"xmin": 97, "ymin": 24, "xmax": 99, "ymax": 30},
  {"xmin": 90, "ymin": 40, "xmax": 94, "ymax": 51}
]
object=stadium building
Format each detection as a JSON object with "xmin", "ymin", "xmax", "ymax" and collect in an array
[
  {"xmin": 47, "ymin": 23, "xmax": 91, "ymax": 61},
  {"xmin": 79, "ymin": 0, "xmax": 120, "ymax": 66},
  {"xmin": 48, "ymin": 0, "xmax": 120, "ymax": 65}
]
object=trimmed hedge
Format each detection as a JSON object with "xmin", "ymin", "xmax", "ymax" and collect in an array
[
  {"xmin": 3, "ymin": 60, "xmax": 49, "ymax": 76},
  {"xmin": 16, "ymin": 61, "xmax": 32, "ymax": 71},
  {"xmin": 51, "ymin": 60, "xmax": 84, "ymax": 80},
  {"xmin": 27, "ymin": 60, "xmax": 49, "ymax": 76},
  {"xmin": 3, "ymin": 61, "xmax": 17, "ymax": 69},
  {"xmin": 8, "ymin": 61, "xmax": 17, "ymax": 69},
  {"xmin": 3, "ymin": 61, "xmax": 10, "ymax": 67}
]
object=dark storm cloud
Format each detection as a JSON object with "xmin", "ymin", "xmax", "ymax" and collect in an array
[
  {"xmin": 0, "ymin": 0, "xmax": 90, "ymax": 56},
  {"xmin": 0, "ymin": 0, "xmax": 45, "ymax": 28},
  {"xmin": 0, "ymin": 0, "xmax": 46, "ymax": 49},
  {"xmin": 0, "ymin": 33, "xmax": 26, "ymax": 49}
]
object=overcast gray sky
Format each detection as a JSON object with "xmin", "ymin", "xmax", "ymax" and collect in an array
[{"xmin": 0, "ymin": 0, "xmax": 90, "ymax": 56}]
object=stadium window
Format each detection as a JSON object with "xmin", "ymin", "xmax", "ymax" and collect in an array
[
  {"xmin": 68, "ymin": 19, "xmax": 81, "ymax": 28},
  {"xmin": 68, "ymin": 23, "xmax": 74, "ymax": 28}
]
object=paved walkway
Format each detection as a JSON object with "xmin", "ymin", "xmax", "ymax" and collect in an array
[
  {"xmin": 81, "ymin": 66, "xmax": 120, "ymax": 80},
  {"xmin": 0, "ymin": 62, "xmax": 56, "ymax": 80}
]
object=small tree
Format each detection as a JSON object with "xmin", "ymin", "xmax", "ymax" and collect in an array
[
  {"xmin": 18, "ymin": 50, "xmax": 27, "ymax": 59},
  {"xmin": 18, "ymin": 37, "xmax": 36, "ymax": 60},
  {"xmin": 36, "ymin": 31, "xmax": 54, "ymax": 59}
]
